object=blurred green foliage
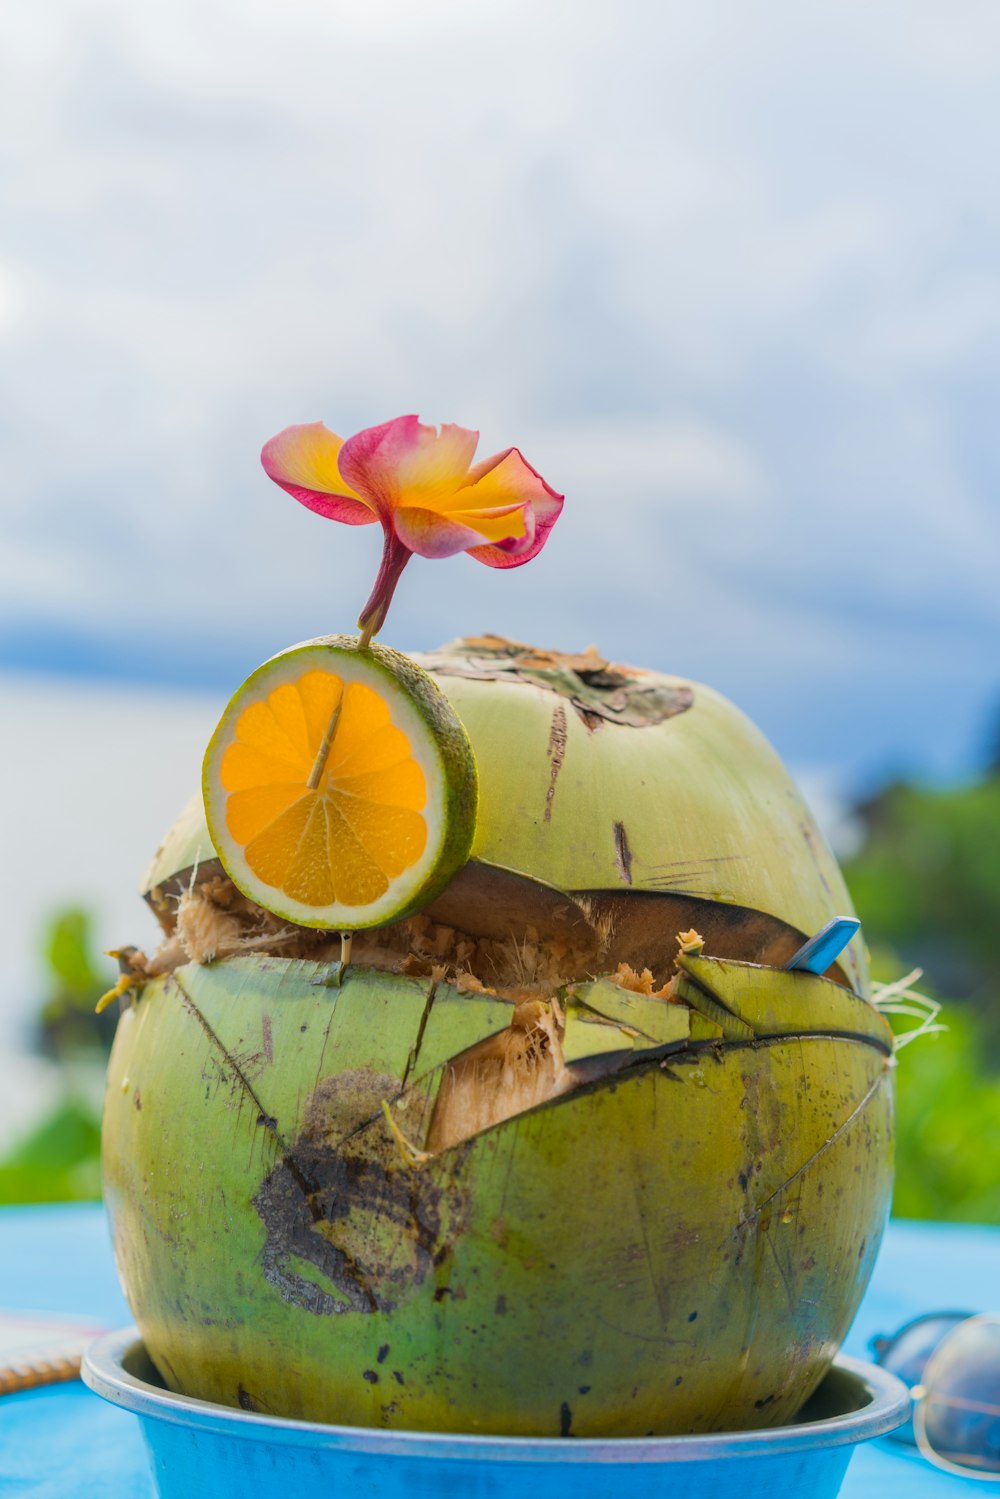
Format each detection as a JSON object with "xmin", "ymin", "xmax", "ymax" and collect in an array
[
  {"xmin": 0, "ymin": 908, "xmax": 111, "ymax": 1205},
  {"xmin": 845, "ymin": 776, "xmax": 1000, "ymax": 1051},
  {"xmin": 0, "ymin": 1098, "xmax": 102, "ymax": 1204},
  {"xmin": 845, "ymin": 770, "xmax": 1000, "ymax": 1224},
  {"xmin": 866, "ymin": 943, "xmax": 1000, "ymax": 1223},
  {"xmin": 891, "ymin": 1004, "xmax": 1000, "ymax": 1222},
  {"xmin": 36, "ymin": 907, "xmax": 118, "ymax": 1059}
]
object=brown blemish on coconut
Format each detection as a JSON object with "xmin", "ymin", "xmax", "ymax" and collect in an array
[
  {"xmin": 613, "ymin": 822, "xmax": 634, "ymax": 885},
  {"xmin": 420, "ymin": 636, "xmax": 695, "ymax": 729},
  {"xmin": 254, "ymin": 1068, "xmax": 469, "ymax": 1316},
  {"xmin": 544, "ymin": 703, "xmax": 568, "ymax": 822}
]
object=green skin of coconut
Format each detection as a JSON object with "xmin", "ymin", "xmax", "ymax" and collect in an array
[{"xmin": 103, "ymin": 639, "xmax": 894, "ymax": 1437}]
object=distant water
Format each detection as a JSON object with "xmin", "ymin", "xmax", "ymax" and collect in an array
[
  {"xmin": 0, "ymin": 670, "xmax": 858, "ymax": 1150},
  {"xmin": 0, "ymin": 672, "xmax": 222, "ymax": 1144}
]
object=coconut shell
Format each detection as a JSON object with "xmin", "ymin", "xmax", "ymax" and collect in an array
[
  {"xmin": 102, "ymin": 955, "xmax": 893, "ymax": 1437},
  {"xmin": 107, "ymin": 636, "xmax": 891, "ymax": 1437}
]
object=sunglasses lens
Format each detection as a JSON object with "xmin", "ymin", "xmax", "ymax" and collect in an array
[
  {"xmin": 874, "ymin": 1312, "xmax": 972, "ymax": 1444},
  {"xmin": 875, "ymin": 1312, "xmax": 972, "ymax": 1386},
  {"xmin": 921, "ymin": 1318, "xmax": 1000, "ymax": 1477}
]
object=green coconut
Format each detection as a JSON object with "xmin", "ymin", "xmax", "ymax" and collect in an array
[{"xmin": 102, "ymin": 637, "xmax": 894, "ymax": 1437}]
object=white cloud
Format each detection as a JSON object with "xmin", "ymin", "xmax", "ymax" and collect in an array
[
  {"xmin": 529, "ymin": 419, "xmax": 766, "ymax": 514},
  {"xmin": 0, "ymin": 0, "xmax": 999, "ymax": 788},
  {"xmin": 0, "ymin": 264, "xmax": 21, "ymax": 332}
]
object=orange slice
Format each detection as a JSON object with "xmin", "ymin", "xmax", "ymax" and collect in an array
[{"xmin": 203, "ymin": 637, "xmax": 478, "ymax": 929}]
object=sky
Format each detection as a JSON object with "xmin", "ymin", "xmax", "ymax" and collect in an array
[{"xmin": 2, "ymin": 0, "xmax": 999, "ymax": 791}]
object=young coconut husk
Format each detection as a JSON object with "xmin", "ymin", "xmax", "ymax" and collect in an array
[{"xmin": 102, "ymin": 639, "xmax": 893, "ymax": 1437}]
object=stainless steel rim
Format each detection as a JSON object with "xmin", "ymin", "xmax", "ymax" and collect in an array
[{"xmin": 82, "ymin": 1329, "xmax": 909, "ymax": 1465}]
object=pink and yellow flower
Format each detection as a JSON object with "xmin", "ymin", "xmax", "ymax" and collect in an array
[{"xmin": 261, "ymin": 415, "xmax": 563, "ymax": 642}]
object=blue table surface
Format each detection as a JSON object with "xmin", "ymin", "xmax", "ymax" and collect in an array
[{"xmin": 0, "ymin": 1205, "xmax": 996, "ymax": 1496}]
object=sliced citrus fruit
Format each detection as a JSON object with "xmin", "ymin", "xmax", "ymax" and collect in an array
[{"xmin": 203, "ymin": 636, "xmax": 478, "ymax": 929}]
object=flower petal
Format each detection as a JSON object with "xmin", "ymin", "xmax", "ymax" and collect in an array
[
  {"xmin": 392, "ymin": 506, "xmax": 498, "ymax": 559},
  {"xmin": 460, "ymin": 448, "xmax": 564, "ymax": 568},
  {"xmin": 338, "ymin": 415, "xmax": 479, "ymax": 514},
  {"xmin": 261, "ymin": 422, "xmax": 376, "ymax": 525}
]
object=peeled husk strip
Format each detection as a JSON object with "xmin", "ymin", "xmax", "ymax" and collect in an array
[
  {"xmin": 118, "ymin": 870, "xmax": 892, "ymax": 1164},
  {"xmin": 121, "ymin": 873, "xmax": 698, "ymax": 1151}
]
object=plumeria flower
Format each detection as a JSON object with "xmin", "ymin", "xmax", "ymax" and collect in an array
[{"xmin": 261, "ymin": 415, "xmax": 563, "ymax": 644}]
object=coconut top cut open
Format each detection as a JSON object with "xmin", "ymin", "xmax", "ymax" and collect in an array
[{"xmin": 143, "ymin": 635, "xmax": 867, "ymax": 997}]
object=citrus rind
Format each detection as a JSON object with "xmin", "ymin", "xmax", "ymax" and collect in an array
[{"xmin": 202, "ymin": 636, "xmax": 478, "ymax": 930}]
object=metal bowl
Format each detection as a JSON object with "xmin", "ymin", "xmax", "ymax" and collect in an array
[{"xmin": 82, "ymin": 1330, "xmax": 908, "ymax": 1499}]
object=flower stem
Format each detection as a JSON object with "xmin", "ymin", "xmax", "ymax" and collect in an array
[{"xmin": 357, "ymin": 530, "xmax": 411, "ymax": 646}]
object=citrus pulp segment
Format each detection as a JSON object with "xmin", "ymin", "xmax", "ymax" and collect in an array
[{"xmin": 202, "ymin": 637, "xmax": 478, "ymax": 929}]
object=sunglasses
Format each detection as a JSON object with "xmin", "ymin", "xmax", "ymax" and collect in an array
[{"xmin": 871, "ymin": 1312, "xmax": 1000, "ymax": 1480}]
